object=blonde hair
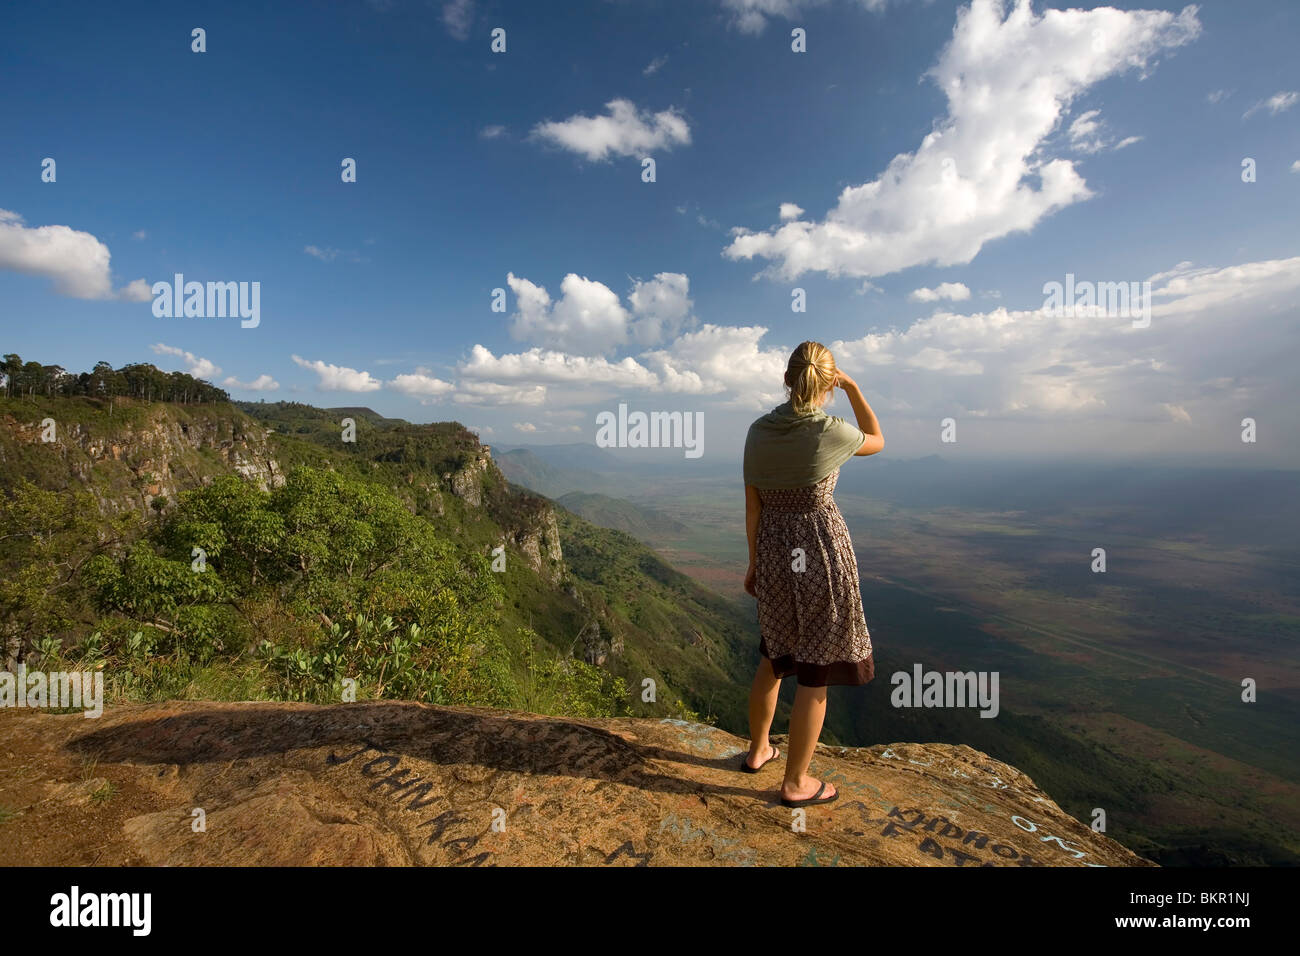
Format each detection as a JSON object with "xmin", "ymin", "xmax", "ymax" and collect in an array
[{"xmin": 784, "ymin": 341, "xmax": 837, "ymax": 413}]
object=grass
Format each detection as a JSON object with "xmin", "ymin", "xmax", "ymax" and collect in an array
[{"xmin": 89, "ymin": 782, "xmax": 117, "ymax": 805}]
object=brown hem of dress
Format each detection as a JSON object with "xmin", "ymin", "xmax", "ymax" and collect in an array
[{"xmin": 761, "ymin": 637, "xmax": 874, "ymax": 688}]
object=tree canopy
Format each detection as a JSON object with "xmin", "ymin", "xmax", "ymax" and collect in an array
[{"xmin": 2, "ymin": 352, "xmax": 228, "ymax": 404}]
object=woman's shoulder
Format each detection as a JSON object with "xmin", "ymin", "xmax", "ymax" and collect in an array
[
  {"xmin": 822, "ymin": 412, "xmax": 851, "ymax": 430},
  {"xmin": 822, "ymin": 411, "xmax": 864, "ymax": 435},
  {"xmin": 745, "ymin": 406, "xmax": 781, "ymax": 434}
]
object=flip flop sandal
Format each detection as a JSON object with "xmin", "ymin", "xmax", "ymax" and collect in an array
[
  {"xmin": 740, "ymin": 745, "xmax": 780, "ymax": 773},
  {"xmin": 780, "ymin": 781, "xmax": 839, "ymax": 808}
]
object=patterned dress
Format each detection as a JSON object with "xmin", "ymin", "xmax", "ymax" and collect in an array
[{"xmin": 755, "ymin": 469, "xmax": 874, "ymax": 687}]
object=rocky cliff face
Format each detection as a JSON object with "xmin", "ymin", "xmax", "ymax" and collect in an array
[
  {"xmin": 4, "ymin": 401, "xmax": 568, "ymax": 586},
  {"xmin": 1, "ymin": 406, "xmax": 284, "ymax": 513},
  {"xmin": 577, "ymin": 617, "xmax": 625, "ymax": 666},
  {"xmin": 460, "ymin": 443, "xmax": 565, "ymax": 581},
  {"xmin": 0, "ymin": 700, "xmax": 1152, "ymax": 867},
  {"xmin": 509, "ymin": 505, "xmax": 565, "ymax": 581},
  {"xmin": 442, "ymin": 447, "xmax": 493, "ymax": 508}
]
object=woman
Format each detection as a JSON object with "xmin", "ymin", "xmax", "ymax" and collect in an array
[{"xmin": 740, "ymin": 340, "xmax": 884, "ymax": 807}]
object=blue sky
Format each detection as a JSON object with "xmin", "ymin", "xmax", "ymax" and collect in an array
[{"xmin": 2, "ymin": 0, "xmax": 1298, "ymax": 465}]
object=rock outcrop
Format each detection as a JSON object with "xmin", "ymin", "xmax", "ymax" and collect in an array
[
  {"xmin": 446, "ymin": 444, "xmax": 565, "ymax": 580},
  {"xmin": 442, "ymin": 446, "xmax": 493, "ymax": 508},
  {"xmin": 1, "ymin": 407, "xmax": 283, "ymax": 513},
  {"xmin": 0, "ymin": 700, "xmax": 1152, "ymax": 867},
  {"xmin": 577, "ymin": 616, "xmax": 624, "ymax": 666},
  {"xmin": 510, "ymin": 505, "xmax": 564, "ymax": 580}
]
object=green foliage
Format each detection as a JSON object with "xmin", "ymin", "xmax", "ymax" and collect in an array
[
  {"xmin": 2, "ymin": 352, "xmax": 227, "ymax": 403},
  {"xmin": 78, "ymin": 623, "xmax": 269, "ymax": 704},
  {"xmin": 160, "ymin": 475, "xmax": 283, "ymax": 586},
  {"xmin": 667, "ymin": 696, "xmax": 702, "ymax": 723},
  {"xmin": 514, "ymin": 630, "xmax": 630, "ymax": 718},
  {"xmin": 236, "ymin": 401, "xmax": 482, "ymax": 477},
  {"xmin": 84, "ymin": 465, "xmax": 514, "ymax": 705},
  {"xmin": 89, "ymin": 781, "xmax": 118, "ymax": 804},
  {"xmin": 552, "ymin": 509, "xmax": 753, "ymax": 726},
  {"xmin": 273, "ymin": 468, "xmax": 425, "ymax": 587},
  {"xmin": 3, "ymin": 389, "xmax": 759, "ymax": 732},
  {"xmin": 0, "ymin": 479, "xmax": 136, "ymax": 660},
  {"xmin": 258, "ymin": 612, "xmax": 511, "ymax": 706}
]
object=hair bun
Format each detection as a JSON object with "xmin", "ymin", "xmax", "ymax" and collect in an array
[{"xmin": 785, "ymin": 341, "xmax": 835, "ymax": 412}]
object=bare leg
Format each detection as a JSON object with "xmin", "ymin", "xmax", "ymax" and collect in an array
[
  {"xmin": 745, "ymin": 656, "xmax": 781, "ymax": 768},
  {"xmin": 781, "ymin": 683, "xmax": 835, "ymax": 801}
]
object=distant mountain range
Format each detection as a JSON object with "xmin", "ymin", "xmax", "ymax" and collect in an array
[
  {"xmin": 556, "ymin": 492, "xmax": 688, "ymax": 538},
  {"xmin": 492, "ymin": 447, "xmax": 622, "ymax": 499}
]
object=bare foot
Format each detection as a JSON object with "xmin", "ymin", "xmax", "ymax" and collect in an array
[{"xmin": 744, "ymin": 742, "xmax": 778, "ymax": 770}]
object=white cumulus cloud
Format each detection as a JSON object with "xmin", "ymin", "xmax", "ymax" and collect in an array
[
  {"xmin": 505, "ymin": 270, "xmax": 694, "ymax": 354},
  {"xmin": 722, "ymin": 0, "xmax": 1200, "ymax": 281},
  {"xmin": 451, "ymin": 380, "xmax": 547, "ymax": 407},
  {"xmin": 223, "ymin": 374, "xmax": 280, "ymax": 391},
  {"xmin": 506, "ymin": 272, "xmax": 629, "ymax": 354},
  {"xmin": 827, "ymin": 255, "xmax": 1300, "ymax": 425},
  {"xmin": 291, "ymin": 355, "xmax": 382, "ymax": 391},
  {"xmin": 461, "ymin": 344, "xmax": 659, "ymax": 388},
  {"xmin": 0, "ymin": 208, "xmax": 148, "ymax": 300},
  {"xmin": 118, "ymin": 278, "xmax": 153, "ymax": 302},
  {"xmin": 407, "ymin": 255, "xmax": 1299, "ymax": 437},
  {"xmin": 388, "ymin": 369, "xmax": 456, "ymax": 399},
  {"xmin": 150, "ymin": 343, "xmax": 222, "ymax": 380},
  {"xmin": 910, "ymin": 282, "xmax": 971, "ymax": 303},
  {"xmin": 640, "ymin": 324, "xmax": 791, "ymax": 407},
  {"xmin": 628, "ymin": 272, "xmax": 695, "ymax": 345},
  {"xmin": 530, "ymin": 98, "xmax": 690, "ymax": 162}
]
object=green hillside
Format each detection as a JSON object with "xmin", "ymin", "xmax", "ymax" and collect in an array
[{"xmin": 0, "ymin": 389, "xmax": 760, "ymax": 729}]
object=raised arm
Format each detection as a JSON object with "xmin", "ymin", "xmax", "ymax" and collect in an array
[{"xmin": 835, "ymin": 371, "xmax": 884, "ymax": 456}]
